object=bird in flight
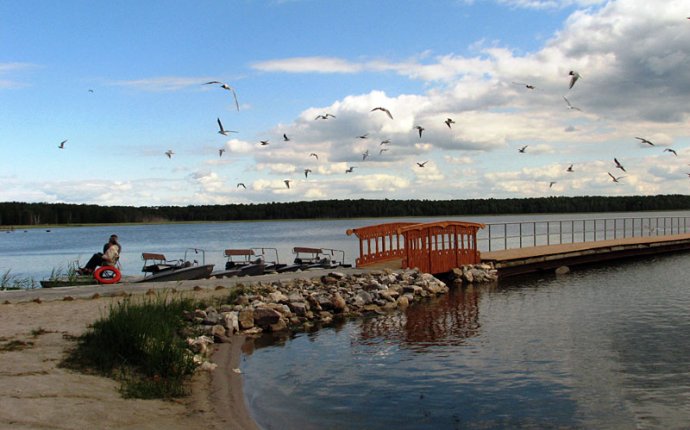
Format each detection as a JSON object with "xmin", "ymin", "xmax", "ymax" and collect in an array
[
  {"xmin": 608, "ymin": 172, "xmax": 624, "ymax": 183},
  {"xmin": 563, "ymin": 96, "xmax": 582, "ymax": 111},
  {"xmin": 416, "ymin": 161, "xmax": 428, "ymax": 168},
  {"xmin": 614, "ymin": 158, "xmax": 626, "ymax": 172},
  {"xmin": 568, "ymin": 70, "xmax": 581, "ymax": 89},
  {"xmin": 379, "ymin": 148, "xmax": 389, "ymax": 155},
  {"xmin": 371, "ymin": 107, "xmax": 393, "ymax": 120},
  {"xmin": 309, "ymin": 153, "xmax": 319, "ymax": 160},
  {"xmin": 549, "ymin": 181, "xmax": 557, "ymax": 188},
  {"xmin": 566, "ymin": 164, "xmax": 574, "ymax": 172},
  {"xmin": 237, "ymin": 183, "xmax": 246, "ymax": 189},
  {"xmin": 217, "ymin": 118, "xmax": 237, "ymax": 136},
  {"xmin": 204, "ymin": 81, "xmax": 240, "ymax": 111},
  {"xmin": 635, "ymin": 137, "xmax": 654, "ymax": 146},
  {"xmin": 284, "ymin": 180, "xmax": 291, "ymax": 189},
  {"xmin": 58, "ymin": 139, "xmax": 67, "ymax": 149},
  {"xmin": 444, "ymin": 118, "xmax": 455, "ymax": 129},
  {"xmin": 304, "ymin": 169, "xmax": 312, "ymax": 178},
  {"xmin": 362, "ymin": 150, "xmax": 369, "ymax": 161},
  {"xmin": 664, "ymin": 148, "xmax": 678, "ymax": 156},
  {"xmin": 345, "ymin": 166, "xmax": 355, "ymax": 173},
  {"xmin": 219, "ymin": 148, "xmax": 226, "ymax": 157},
  {"xmin": 315, "ymin": 113, "xmax": 336, "ymax": 120},
  {"xmin": 358, "ymin": 133, "xmax": 368, "ymax": 139},
  {"xmin": 414, "ymin": 126, "xmax": 425, "ymax": 138},
  {"xmin": 512, "ymin": 82, "xmax": 536, "ymax": 90},
  {"xmin": 283, "ymin": 134, "xmax": 290, "ymax": 142},
  {"xmin": 380, "ymin": 139, "xmax": 391, "ymax": 145},
  {"xmin": 518, "ymin": 145, "xmax": 528, "ymax": 153},
  {"xmin": 260, "ymin": 140, "xmax": 270, "ymax": 146},
  {"xmin": 165, "ymin": 150, "xmax": 174, "ymax": 159}
]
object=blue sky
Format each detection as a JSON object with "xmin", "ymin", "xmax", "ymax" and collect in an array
[{"xmin": 1, "ymin": 0, "xmax": 689, "ymax": 206}]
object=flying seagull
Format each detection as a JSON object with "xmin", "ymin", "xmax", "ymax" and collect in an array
[
  {"xmin": 362, "ymin": 150, "xmax": 369, "ymax": 161},
  {"xmin": 260, "ymin": 140, "xmax": 270, "ymax": 146},
  {"xmin": 315, "ymin": 113, "xmax": 336, "ymax": 120},
  {"xmin": 379, "ymin": 148, "xmax": 389, "ymax": 155},
  {"xmin": 563, "ymin": 96, "xmax": 582, "ymax": 111},
  {"xmin": 237, "ymin": 183, "xmax": 246, "ymax": 189},
  {"xmin": 512, "ymin": 82, "xmax": 536, "ymax": 90},
  {"xmin": 284, "ymin": 180, "xmax": 291, "ymax": 189},
  {"xmin": 414, "ymin": 126, "xmax": 425, "ymax": 138},
  {"xmin": 358, "ymin": 133, "xmax": 368, "ymax": 139},
  {"xmin": 664, "ymin": 148, "xmax": 678, "ymax": 156},
  {"xmin": 309, "ymin": 153, "xmax": 319, "ymax": 160},
  {"xmin": 614, "ymin": 158, "xmax": 626, "ymax": 172},
  {"xmin": 444, "ymin": 118, "xmax": 455, "ymax": 129},
  {"xmin": 345, "ymin": 166, "xmax": 355, "ymax": 173},
  {"xmin": 283, "ymin": 134, "xmax": 290, "ymax": 142},
  {"xmin": 58, "ymin": 139, "xmax": 67, "ymax": 149},
  {"xmin": 549, "ymin": 181, "xmax": 556, "ymax": 188},
  {"xmin": 608, "ymin": 172, "xmax": 624, "ymax": 183},
  {"xmin": 568, "ymin": 70, "xmax": 581, "ymax": 89},
  {"xmin": 416, "ymin": 161, "xmax": 428, "ymax": 168},
  {"xmin": 566, "ymin": 164, "xmax": 574, "ymax": 172},
  {"xmin": 635, "ymin": 137, "xmax": 654, "ymax": 146},
  {"xmin": 518, "ymin": 145, "xmax": 528, "ymax": 153},
  {"xmin": 203, "ymin": 81, "xmax": 240, "ymax": 111},
  {"xmin": 304, "ymin": 169, "xmax": 312, "ymax": 178},
  {"xmin": 165, "ymin": 150, "xmax": 174, "ymax": 159},
  {"xmin": 371, "ymin": 107, "xmax": 393, "ymax": 119},
  {"xmin": 219, "ymin": 148, "xmax": 226, "ymax": 157},
  {"xmin": 217, "ymin": 118, "xmax": 237, "ymax": 136},
  {"xmin": 380, "ymin": 139, "xmax": 391, "ymax": 145}
]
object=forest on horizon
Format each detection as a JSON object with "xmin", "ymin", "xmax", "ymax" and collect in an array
[{"xmin": 1, "ymin": 195, "xmax": 689, "ymax": 226}]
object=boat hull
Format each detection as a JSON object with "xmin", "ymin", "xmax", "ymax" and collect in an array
[{"xmin": 137, "ymin": 264, "xmax": 214, "ymax": 282}]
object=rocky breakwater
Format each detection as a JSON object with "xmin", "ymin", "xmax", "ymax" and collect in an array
[
  {"xmin": 449, "ymin": 263, "xmax": 498, "ymax": 285},
  {"xmin": 183, "ymin": 269, "xmax": 449, "ymax": 364}
]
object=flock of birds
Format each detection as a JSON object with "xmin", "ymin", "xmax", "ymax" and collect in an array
[
  {"xmin": 57, "ymin": 51, "xmax": 689, "ymax": 194},
  {"xmin": 511, "ymin": 69, "xmax": 688, "ymax": 189}
]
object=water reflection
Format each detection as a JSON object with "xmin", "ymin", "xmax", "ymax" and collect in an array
[{"xmin": 357, "ymin": 287, "xmax": 482, "ymax": 351}]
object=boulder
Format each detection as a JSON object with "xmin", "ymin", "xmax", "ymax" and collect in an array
[
  {"xmin": 253, "ymin": 307, "xmax": 282, "ymax": 328},
  {"xmin": 238, "ymin": 309, "xmax": 255, "ymax": 330}
]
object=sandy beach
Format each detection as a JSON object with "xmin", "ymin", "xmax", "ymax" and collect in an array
[{"xmin": 0, "ymin": 283, "xmax": 277, "ymax": 429}]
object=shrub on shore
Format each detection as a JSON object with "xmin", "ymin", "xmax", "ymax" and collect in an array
[{"xmin": 63, "ymin": 295, "xmax": 200, "ymax": 399}]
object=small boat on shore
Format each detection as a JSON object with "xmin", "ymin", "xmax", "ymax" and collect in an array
[
  {"xmin": 211, "ymin": 247, "xmax": 287, "ymax": 278},
  {"xmin": 137, "ymin": 249, "xmax": 214, "ymax": 283},
  {"xmin": 40, "ymin": 265, "xmax": 122, "ymax": 288},
  {"xmin": 277, "ymin": 247, "xmax": 352, "ymax": 273}
]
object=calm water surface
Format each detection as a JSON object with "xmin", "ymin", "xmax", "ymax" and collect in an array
[
  {"xmin": 241, "ymin": 253, "xmax": 690, "ymax": 430},
  {"xmin": 2, "ymin": 210, "xmax": 688, "ymax": 281}
]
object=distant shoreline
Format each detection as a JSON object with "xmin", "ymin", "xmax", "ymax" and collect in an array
[
  {"xmin": 3, "ymin": 206, "xmax": 690, "ymax": 230},
  {"xmin": 2, "ymin": 195, "xmax": 689, "ymax": 227}
]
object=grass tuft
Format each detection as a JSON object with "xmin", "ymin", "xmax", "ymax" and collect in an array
[{"xmin": 63, "ymin": 294, "xmax": 200, "ymax": 399}]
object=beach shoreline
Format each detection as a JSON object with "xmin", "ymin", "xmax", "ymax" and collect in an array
[{"xmin": 0, "ymin": 288, "xmax": 261, "ymax": 430}]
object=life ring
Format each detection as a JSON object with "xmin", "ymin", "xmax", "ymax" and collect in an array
[{"xmin": 94, "ymin": 266, "xmax": 122, "ymax": 284}]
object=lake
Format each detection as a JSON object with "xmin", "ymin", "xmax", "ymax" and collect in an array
[{"xmin": 2, "ymin": 211, "xmax": 689, "ymax": 428}]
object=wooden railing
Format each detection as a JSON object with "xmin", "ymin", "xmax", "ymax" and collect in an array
[
  {"xmin": 347, "ymin": 221, "xmax": 486, "ymax": 274},
  {"xmin": 346, "ymin": 222, "xmax": 417, "ymax": 267},
  {"xmin": 399, "ymin": 221, "xmax": 485, "ymax": 273}
]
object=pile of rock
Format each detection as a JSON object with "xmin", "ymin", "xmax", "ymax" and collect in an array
[
  {"xmin": 184, "ymin": 269, "xmax": 449, "ymax": 344},
  {"xmin": 450, "ymin": 263, "xmax": 498, "ymax": 285}
]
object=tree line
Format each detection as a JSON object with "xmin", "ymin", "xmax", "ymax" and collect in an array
[{"xmin": 1, "ymin": 195, "xmax": 689, "ymax": 226}]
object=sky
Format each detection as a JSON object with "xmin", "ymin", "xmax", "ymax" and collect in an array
[{"xmin": 1, "ymin": 0, "xmax": 689, "ymax": 207}]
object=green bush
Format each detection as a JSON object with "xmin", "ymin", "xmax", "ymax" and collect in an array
[{"xmin": 64, "ymin": 295, "xmax": 200, "ymax": 399}]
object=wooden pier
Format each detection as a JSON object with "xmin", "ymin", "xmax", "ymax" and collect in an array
[
  {"xmin": 347, "ymin": 220, "xmax": 690, "ymax": 278},
  {"xmin": 481, "ymin": 233, "xmax": 690, "ymax": 278}
]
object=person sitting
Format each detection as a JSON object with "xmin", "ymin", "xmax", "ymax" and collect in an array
[{"xmin": 79, "ymin": 234, "xmax": 121, "ymax": 275}]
